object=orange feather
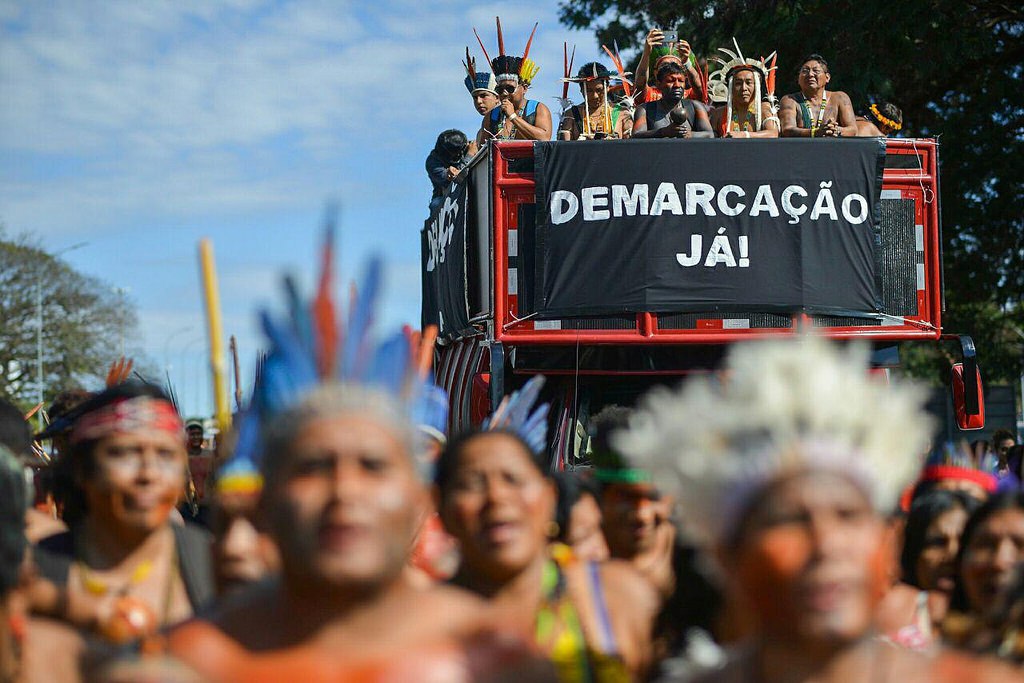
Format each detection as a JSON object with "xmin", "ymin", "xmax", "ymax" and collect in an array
[
  {"xmin": 312, "ymin": 229, "xmax": 337, "ymax": 379},
  {"xmin": 523, "ymin": 23, "xmax": 538, "ymax": 61}
]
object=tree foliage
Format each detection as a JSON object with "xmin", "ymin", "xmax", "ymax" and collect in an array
[
  {"xmin": 0, "ymin": 234, "xmax": 140, "ymax": 408},
  {"xmin": 560, "ymin": 0, "xmax": 1024, "ymax": 381}
]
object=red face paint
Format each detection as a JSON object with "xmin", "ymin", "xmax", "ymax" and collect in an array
[{"xmin": 729, "ymin": 472, "xmax": 889, "ymax": 642}]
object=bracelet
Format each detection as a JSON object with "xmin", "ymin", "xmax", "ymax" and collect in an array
[
  {"xmin": 508, "ymin": 113, "xmax": 519, "ymax": 122},
  {"xmin": 744, "ymin": 131, "xmax": 750, "ymax": 138}
]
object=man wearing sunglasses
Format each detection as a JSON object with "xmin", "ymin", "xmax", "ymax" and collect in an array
[{"xmin": 480, "ymin": 74, "xmax": 552, "ymax": 142}]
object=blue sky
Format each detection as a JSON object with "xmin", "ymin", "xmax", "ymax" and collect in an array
[{"xmin": 0, "ymin": 0, "xmax": 593, "ymax": 415}]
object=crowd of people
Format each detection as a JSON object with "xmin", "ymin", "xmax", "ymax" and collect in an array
[
  {"xmin": 2, "ymin": 219, "xmax": 1024, "ymax": 682},
  {"xmin": 427, "ymin": 21, "xmax": 904, "ymax": 207}
]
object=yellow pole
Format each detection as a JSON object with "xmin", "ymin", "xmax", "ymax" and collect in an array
[{"xmin": 198, "ymin": 239, "xmax": 231, "ymax": 435}]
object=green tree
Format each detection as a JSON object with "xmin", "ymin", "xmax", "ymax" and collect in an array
[
  {"xmin": 560, "ymin": 0, "xmax": 1023, "ymax": 382},
  {"xmin": 0, "ymin": 233, "xmax": 141, "ymax": 409}
]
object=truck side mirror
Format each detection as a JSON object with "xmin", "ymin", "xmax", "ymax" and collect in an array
[{"xmin": 950, "ymin": 335, "xmax": 984, "ymax": 431}]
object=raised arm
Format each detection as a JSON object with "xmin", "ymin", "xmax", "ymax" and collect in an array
[
  {"xmin": 632, "ymin": 29, "xmax": 661, "ymax": 98},
  {"xmin": 675, "ymin": 40, "xmax": 701, "ymax": 95}
]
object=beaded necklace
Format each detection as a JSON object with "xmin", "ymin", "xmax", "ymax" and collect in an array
[
  {"xmin": 800, "ymin": 91, "xmax": 828, "ymax": 137},
  {"xmin": 498, "ymin": 106, "xmax": 526, "ymax": 140},
  {"xmin": 76, "ymin": 540, "xmax": 179, "ymax": 628},
  {"xmin": 730, "ymin": 104, "xmax": 756, "ymax": 132}
]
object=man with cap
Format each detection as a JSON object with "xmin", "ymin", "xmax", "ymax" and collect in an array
[
  {"xmin": 589, "ymin": 405, "xmax": 676, "ymax": 599},
  {"xmin": 184, "ymin": 418, "xmax": 214, "ymax": 520}
]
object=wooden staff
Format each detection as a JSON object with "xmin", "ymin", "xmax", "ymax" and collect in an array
[
  {"xmin": 198, "ymin": 239, "xmax": 231, "ymax": 434},
  {"xmin": 230, "ymin": 335, "xmax": 242, "ymax": 411}
]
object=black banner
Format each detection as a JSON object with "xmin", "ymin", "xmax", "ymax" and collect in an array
[
  {"xmin": 532, "ymin": 139, "xmax": 886, "ymax": 317},
  {"xmin": 421, "ymin": 179, "xmax": 471, "ymax": 338}
]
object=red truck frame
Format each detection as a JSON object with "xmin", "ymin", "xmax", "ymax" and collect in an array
[{"xmin": 432, "ymin": 139, "xmax": 982, "ymax": 455}]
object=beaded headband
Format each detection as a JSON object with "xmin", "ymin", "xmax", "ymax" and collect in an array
[{"xmin": 70, "ymin": 396, "xmax": 183, "ymax": 445}]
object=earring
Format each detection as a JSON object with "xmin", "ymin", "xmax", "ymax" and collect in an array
[{"xmin": 546, "ymin": 520, "xmax": 560, "ymax": 539}]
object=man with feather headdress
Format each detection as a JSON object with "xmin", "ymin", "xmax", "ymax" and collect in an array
[
  {"xmin": 707, "ymin": 40, "xmax": 780, "ymax": 139},
  {"xmin": 557, "ymin": 62, "xmax": 633, "ymax": 140},
  {"xmin": 167, "ymin": 231, "xmax": 552, "ymax": 683},
  {"xmin": 474, "ymin": 19, "xmax": 552, "ymax": 143}
]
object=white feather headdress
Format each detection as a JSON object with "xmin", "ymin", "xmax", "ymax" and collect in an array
[
  {"xmin": 612, "ymin": 338, "xmax": 933, "ymax": 543},
  {"xmin": 708, "ymin": 38, "xmax": 778, "ymax": 134}
]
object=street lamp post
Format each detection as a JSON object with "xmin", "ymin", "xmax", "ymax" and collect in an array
[
  {"xmin": 36, "ymin": 242, "xmax": 88, "ymax": 429},
  {"xmin": 36, "ymin": 284, "xmax": 42, "ymax": 430},
  {"xmin": 112, "ymin": 287, "xmax": 131, "ymax": 357}
]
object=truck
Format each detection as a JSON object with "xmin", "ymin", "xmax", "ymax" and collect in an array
[{"xmin": 421, "ymin": 138, "xmax": 984, "ymax": 468}]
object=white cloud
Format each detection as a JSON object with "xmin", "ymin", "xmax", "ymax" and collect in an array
[{"xmin": 1, "ymin": 0, "xmax": 592, "ymax": 412}]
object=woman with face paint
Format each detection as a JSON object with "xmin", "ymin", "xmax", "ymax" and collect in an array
[
  {"xmin": 617, "ymin": 339, "xmax": 1020, "ymax": 683},
  {"xmin": 435, "ymin": 380, "xmax": 658, "ymax": 683},
  {"xmin": 32, "ymin": 382, "xmax": 214, "ymax": 645}
]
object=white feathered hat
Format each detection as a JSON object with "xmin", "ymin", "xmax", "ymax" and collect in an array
[{"xmin": 612, "ymin": 337, "xmax": 933, "ymax": 543}]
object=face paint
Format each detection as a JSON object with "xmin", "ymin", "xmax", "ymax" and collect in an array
[
  {"xmin": 268, "ymin": 412, "xmax": 424, "ymax": 589},
  {"xmin": 735, "ymin": 525, "xmax": 811, "ymax": 625},
  {"xmin": 729, "ymin": 471, "xmax": 888, "ymax": 643},
  {"xmin": 84, "ymin": 430, "xmax": 187, "ymax": 536}
]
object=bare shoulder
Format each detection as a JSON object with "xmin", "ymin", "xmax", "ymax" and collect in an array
[
  {"xmin": 780, "ymin": 93, "xmax": 800, "ymax": 107},
  {"xmin": 878, "ymin": 644, "xmax": 1024, "ymax": 682},
  {"xmin": 928, "ymin": 649, "xmax": 1024, "ymax": 682},
  {"xmin": 188, "ymin": 578, "xmax": 281, "ymax": 648},
  {"xmin": 24, "ymin": 618, "xmax": 85, "ymax": 683},
  {"xmin": 418, "ymin": 582, "xmax": 488, "ymax": 613},
  {"xmin": 874, "ymin": 582, "xmax": 919, "ymax": 634},
  {"xmin": 832, "ymin": 90, "xmax": 853, "ymax": 104},
  {"xmin": 595, "ymin": 559, "xmax": 660, "ymax": 619},
  {"xmin": 411, "ymin": 582, "xmax": 501, "ymax": 636}
]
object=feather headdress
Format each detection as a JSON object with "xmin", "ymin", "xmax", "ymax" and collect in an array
[
  {"xmin": 648, "ymin": 45, "xmax": 684, "ymax": 80},
  {"xmin": 463, "ymin": 46, "xmax": 497, "ymax": 96},
  {"xmin": 475, "ymin": 18, "xmax": 540, "ymax": 87},
  {"xmin": 215, "ymin": 407, "xmax": 263, "ymax": 497},
  {"xmin": 232, "ymin": 216, "xmax": 448, "ymax": 482},
  {"xmin": 614, "ymin": 337, "xmax": 933, "ymax": 543},
  {"xmin": 105, "ymin": 357, "xmax": 134, "ymax": 387},
  {"xmin": 602, "ymin": 43, "xmax": 634, "ymax": 100},
  {"xmin": 555, "ymin": 42, "xmax": 578, "ymax": 115},
  {"xmin": 708, "ymin": 38, "xmax": 778, "ymax": 117},
  {"xmin": 918, "ymin": 442, "xmax": 998, "ymax": 493},
  {"xmin": 484, "ymin": 375, "xmax": 549, "ymax": 458}
]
